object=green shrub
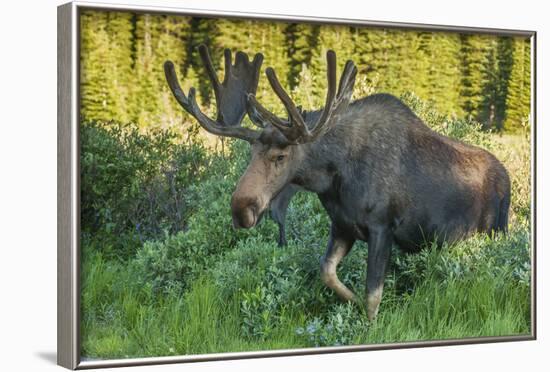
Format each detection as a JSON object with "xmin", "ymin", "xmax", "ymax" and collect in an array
[
  {"xmin": 210, "ymin": 236, "xmax": 369, "ymax": 341},
  {"xmin": 295, "ymin": 303, "xmax": 369, "ymax": 347},
  {"xmin": 392, "ymin": 227, "xmax": 530, "ymax": 292},
  {"xmin": 81, "ymin": 121, "xmax": 207, "ymax": 259}
]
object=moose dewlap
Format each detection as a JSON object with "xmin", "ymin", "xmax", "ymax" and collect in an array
[{"xmin": 164, "ymin": 45, "xmax": 511, "ymax": 320}]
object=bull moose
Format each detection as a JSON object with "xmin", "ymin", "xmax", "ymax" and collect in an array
[{"xmin": 164, "ymin": 45, "xmax": 511, "ymax": 320}]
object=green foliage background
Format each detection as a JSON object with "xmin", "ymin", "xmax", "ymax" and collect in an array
[
  {"xmin": 80, "ymin": 10, "xmax": 531, "ymax": 133},
  {"xmin": 79, "ymin": 10, "xmax": 532, "ymax": 359}
]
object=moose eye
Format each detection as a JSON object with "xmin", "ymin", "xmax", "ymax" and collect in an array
[{"xmin": 275, "ymin": 154, "xmax": 286, "ymax": 162}]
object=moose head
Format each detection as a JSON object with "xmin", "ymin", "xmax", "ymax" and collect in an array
[{"xmin": 164, "ymin": 45, "xmax": 357, "ymax": 230}]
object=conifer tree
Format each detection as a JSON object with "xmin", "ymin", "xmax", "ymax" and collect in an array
[
  {"xmin": 105, "ymin": 12, "xmax": 135, "ymax": 123},
  {"xmin": 306, "ymin": 25, "xmax": 354, "ymax": 108},
  {"xmin": 478, "ymin": 38, "xmax": 500, "ymax": 129},
  {"xmin": 504, "ymin": 37, "xmax": 531, "ymax": 132},
  {"xmin": 185, "ymin": 18, "xmax": 220, "ymax": 106},
  {"xmin": 459, "ymin": 34, "xmax": 490, "ymax": 120},
  {"xmin": 252, "ymin": 21, "xmax": 290, "ymax": 117},
  {"xmin": 284, "ymin": 23, "xmax": 320, "ymax": 90},
  {"xmin": 352, "ymin": 27, "xmax": 391, "ymax": 90},
  {"xmin": 387, "ymin": 30, "xmax": 422, "ymax": 94},
  {"xmin": 134, "ymin": 14, "xmax": 162, "ymax": 128},
  {"xmin": 80, "ymin": 11, "xmax": 135, "ymax": 123},
  {"xmin": 494, "ymin": 37, "xmax": 514, "ymax": 130},
  {"xmin": 417, "ymin": 31, "xmax": 462, "ymax": 115},
  {"xmin": 215, "ymin": 19, "xmax": 247, "ymax": 52},
  {"xmin": 80, "ymin": 11, "xmax": 114, "ymax": 122},
  {"xmin": 416, "ymin": 31, "xmax": 435, "ymax": 99},
  {"xmin": 154, "ymin": 15, "xmax": 191, "ymax": 129},
  {"xmin": 132, "ymin": 14, "xmax": 193, "ymax": 129}
]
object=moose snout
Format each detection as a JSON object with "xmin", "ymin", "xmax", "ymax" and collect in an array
[{"xmin": 231, "ymin": 196, "xmax": 259, "ymax": 229}]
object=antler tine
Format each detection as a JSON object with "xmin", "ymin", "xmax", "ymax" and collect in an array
[
  {"xmin": 309, "ymin": 56, "xmax": 357, "ymax": 139},
  {"xmin": 252, "ymin": 50, "xmax": 356, "ymax": 144},
  {"xmin": 163, "ymin": 61, "xmax": 260, "ymax": 142},
  {"xmin": 223, "ymin": 48, "xmax": 232, "ymax": 81},
  {"xmin": 165, "ymin": 44, "xmax": 266, "ymax": 142},
  {"xmin": 263, "ymin": 67, "xmax": 310, "ymax": 142},
  {"xmin": 164, "ymin": 61, "xmax": 192, "ymax": 112},
  {"xmin": 250, "ymin": 53, "xmax": 264, "ymax": 93},
  {"xmin": 244, "ymin": 53, "xmax": 267, "ymax": 129},
  {"xmin": 235, "ymin": 50, "xmax": 250, "ymax": 67},
  {"xmin": 247, "ymin": 94, "xmax": 289, "ymax": 129},
  {"xmin": 245, "ymin": 63, "xmax": 297, "ymax": 131},
  {"xmin": 198, "ymin": 45, "xmax": 221, "ymax": 98},
  {"xmin": 337, "ymin": 60, "xmax": 357, "ymax": 99},
  {"xmin": 315, "ymin": 50, "xmax": 338, "ymax": 127}
]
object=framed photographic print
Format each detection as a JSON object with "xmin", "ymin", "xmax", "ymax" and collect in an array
[{"xmin": 57, "ymin": 1, "xmax": 536, "ymax": 369}]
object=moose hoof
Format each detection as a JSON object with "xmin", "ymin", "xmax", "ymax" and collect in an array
[
  {"xmin": 367, "ymin": 306, "xmax": 379, "ymax": 321},
  {"xmin": 367, "ymin": 287, "xmax": 383, "ymax": 321}
]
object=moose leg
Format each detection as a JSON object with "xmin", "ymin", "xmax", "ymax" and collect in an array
[
  {"xmin": 277, "ymin": 221, "xmax": 287, "ymax": 247},
  {"xmin": 320, "ymin": 225, "xmax": 356, "ymax": 302},
  {"xmin": 366, "ymin": 227, "xmax": 393, "ymax": 320},
  {"xmin": 270, "ymin": 184, "xmax": 299, "ymax": 246}
]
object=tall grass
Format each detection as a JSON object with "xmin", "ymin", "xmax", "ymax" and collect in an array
[{"xmin": 82, "ymin": 226, "xmax": 530, "ymax": 358}]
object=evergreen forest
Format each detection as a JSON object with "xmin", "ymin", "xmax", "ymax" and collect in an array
[{"xmin": 80, "ymin": 11, "xmax": 531, "ymax": 134}]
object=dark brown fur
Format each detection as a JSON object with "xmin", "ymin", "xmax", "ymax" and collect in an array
[{"xmin": 231, "ymin": 93, "xmax": 511, "ymax": 319}]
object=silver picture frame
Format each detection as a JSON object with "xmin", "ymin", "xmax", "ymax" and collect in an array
[{"xmin": 57, "ymin": 1, "xmax": 537, "ymax": 369}]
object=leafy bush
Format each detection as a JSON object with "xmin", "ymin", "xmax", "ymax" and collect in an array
[
  {"xmin": 295, "ymin": 303, "xmax": 369, "ymax": 347},
  {"xmin": 132, "ymin": 141, "xmax": 280, "ymax": 293},
  {"xmin": 392, "ymin": 228, "xmax": 530, "ymax": 294},
  {"xmin": 209, "ymin": 236, "xmax": 369, "ymax": 341},
  {"xmin": 81, "ymin": 121, "xmax": 207, "ymax": 259},
  {"xmin": 211, "ymin": 240, "xmax": 316, "ymax": 340}
]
